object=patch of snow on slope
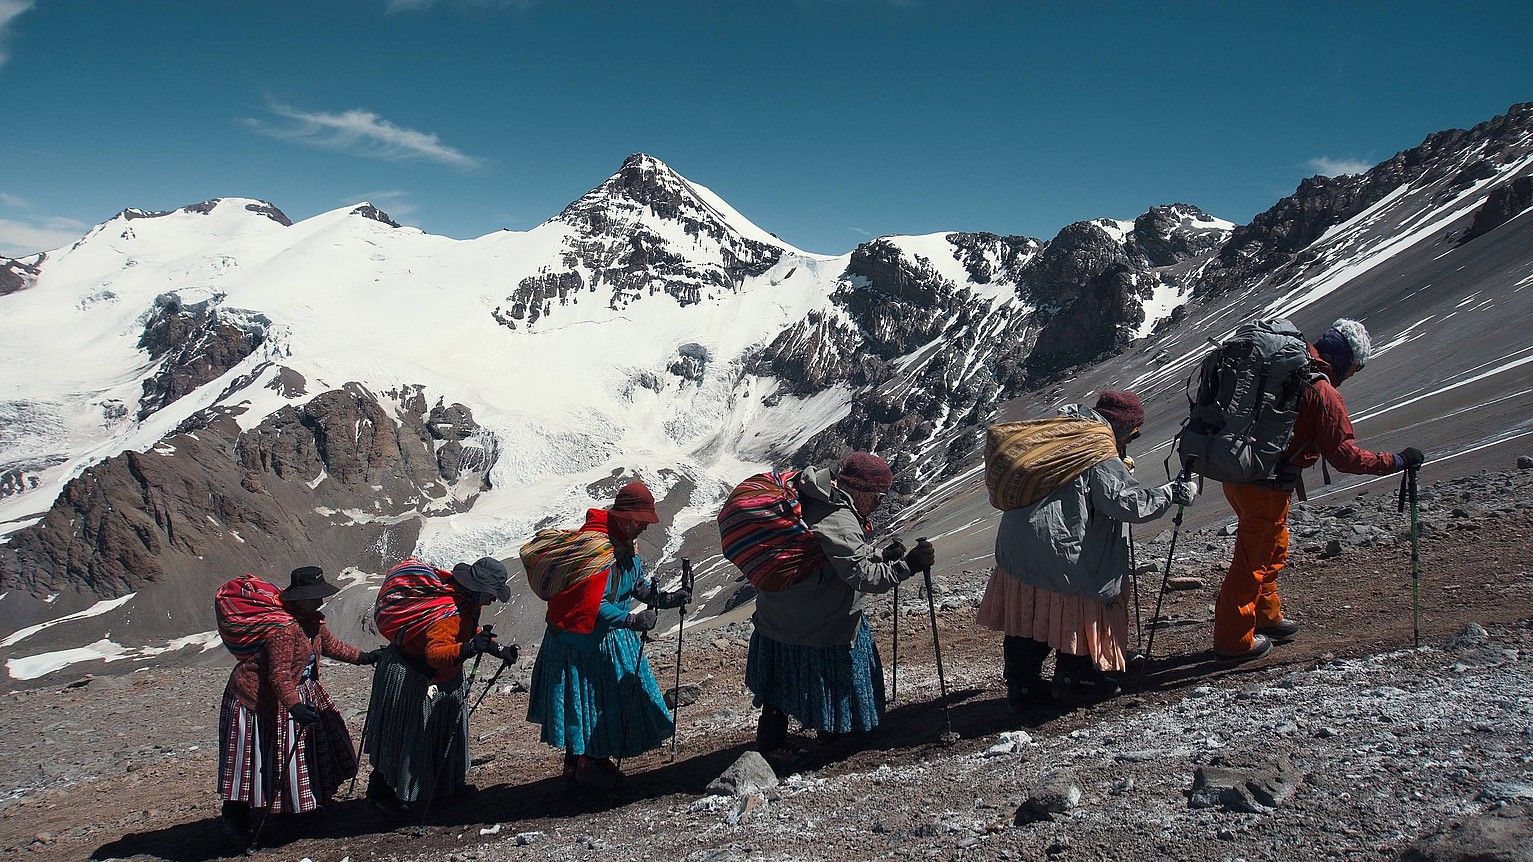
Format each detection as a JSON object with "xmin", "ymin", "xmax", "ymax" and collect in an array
[{"xmin": 0, "ymin": 593, "xmax": 137, "ymax": 647}]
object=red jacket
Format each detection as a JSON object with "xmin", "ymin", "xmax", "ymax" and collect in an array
[
  {"xmin": 224, "ymin": 613, "xmax": 362, "ymax": 711},
  {"xmin": 1281, "ymin": 346, "xmax": 1398, "ymax": 477}
]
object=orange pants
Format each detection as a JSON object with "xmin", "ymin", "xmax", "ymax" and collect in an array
[{"xmin": 1214, "ymin": 483, "xmax": 1290, "ymax": 654}]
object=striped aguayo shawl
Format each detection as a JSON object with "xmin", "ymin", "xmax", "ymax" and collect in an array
[
  {"xmin": 374, "ymin": 559, "xmax": 461, "ymax": 647},
  {"xmin": 984, "ymin": 418, "xmax": 1120, "ymax": 511},
  {"xmin": 717, "ymin": 470, "xmax": 825, "ymax": 593},
  {"xmin": 215, "ymin": 574, "xmax": 294, "ymax": 658},
  {"xmin": 519, "ymin": 527, "xmax": 614, "ymax": 602}
]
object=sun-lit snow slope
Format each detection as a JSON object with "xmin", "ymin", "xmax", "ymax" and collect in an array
[{"xmin": 896, "ymin": 142, "xmax": 1533, "ymax": 569}]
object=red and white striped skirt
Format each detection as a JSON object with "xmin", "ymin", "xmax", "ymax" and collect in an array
[{"xmin": 217, "ymin": 679, "xmax": 356, "ymax": 813}]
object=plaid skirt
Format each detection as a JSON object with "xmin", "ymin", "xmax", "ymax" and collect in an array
[
  {"xmin": 362, "ymin": 647, "xmax": 471, "ymax": 803},
  {"xmin": 216, "ymin": 679, "xmax": 356, "ymax": 813}
]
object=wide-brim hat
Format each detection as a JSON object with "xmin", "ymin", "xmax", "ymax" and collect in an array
[
  {"xmin": 281, "ymin": 565, "xmax": 340, "ymax": 601},
  {"xmin": 452, "ymin": 557, "xmax": 513, "ymax": 602}
]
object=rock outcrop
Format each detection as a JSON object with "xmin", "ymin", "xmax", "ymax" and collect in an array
[{"xmin": 137, "ymin": 293, "xmax": 269, "ymax": 419}]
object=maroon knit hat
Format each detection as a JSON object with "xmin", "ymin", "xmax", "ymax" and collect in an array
[
  {"xmin": 611, "ymin": 481, "xmax": 660, "ymax": 523},
  {"xmin": 836, "ymin": 452, "xmax": 894, "ymax": 493},
  {"xmin": 1094, "ymin": 390, "xmax": 1146, "ymax": 434}
]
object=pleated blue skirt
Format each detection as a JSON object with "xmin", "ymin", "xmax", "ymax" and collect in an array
[
  {"xmin": 526, "ymin": 625, "xmax": 673, "ymax": 759},
  {"xmin": 746, "ymin": 619, "xmax": 886, "ymax": 734}
]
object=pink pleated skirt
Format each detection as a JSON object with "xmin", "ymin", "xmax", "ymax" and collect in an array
[{"xmin": 976, "ymin": 567, "xmax": 1130, "ymax": 672}]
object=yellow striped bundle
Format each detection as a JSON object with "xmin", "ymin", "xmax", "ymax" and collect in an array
[
  {"xmin": 519, "ymin": 528, "xmax": 615, "ymax": 601},
  {"xmin": 984, "ymin": 418, "xmax": 1119, "ymax": 510}
]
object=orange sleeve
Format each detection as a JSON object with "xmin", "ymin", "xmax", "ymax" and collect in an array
[{"xmin": 422, "ymin": 614, "xmax": 468, "ymax": 672}]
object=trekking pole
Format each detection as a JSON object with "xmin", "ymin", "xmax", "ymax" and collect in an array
[
  {"xmin": 346, "ymin": 670, "xmax": 377, "ymax": 799},
  {"xmin": 916, "ymin": 538, "xmax": 958, "ymax": 745},
  {"xmin": 248, "ymin": 723, "xmax": 308, "ymax": 852},
  {"xmin": 1141, "ymin": 456, "xmax": 1196, "ymax": 683},
  {"xmin": 891, "ymin": 582, "xmax": 900, "ymax": 705},
  {"xmin": 616, "ymin": 634, "xmax": 649, "ymax": 775},
  {"xmin": 1128, "ymin": 524, "xmax": 1142, "ymax": 650},
  {"xmin": 670, "ymin": 558, "xmax": 693, "ymax": 761},
  {"xmin": 467, "ymin": 646, "xmax": 517, "ymax": 718},
  {"xmin": 416, "ymin": 627, "xmax": 488, "ymax": 829},
  {"xmin": 1399, "ymin": 466, "xmax": 1422, "ymax": 647}
]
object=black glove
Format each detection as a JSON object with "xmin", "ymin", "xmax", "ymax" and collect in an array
[
  {"xmin": 462, "ymin": 629, "xmax": 499, "ymax": 659},
  {"xmin": 623, "ymin": 608, "xmax": 658, "ymax": 632},
  {"xmin": 1398, "ymin": 447, "xmax": 1425, "ymax": 470},
  {"xmin": 881, "ymin": 540, "xmax": 908, "ymax": 563},
  {"xmin": 498, "ymin": 642, "xmax": 519, "ymax": 663},
  {"xmin": 655, "ymin": 587, "xmax": 691, "ymax": 610},
  {"xmin": 288, "ymin": 702, "xmax": 320, "ymax": 726},
  {"xmin": 904, "ymin": 540, "xmax": 935, "ymax": 572},
  {"xmin": 631, "ymin": 578, "xmax": 659, "ymax": 605},
  {"xmin": 356, "ymin": 649, "xmax": 382, "ymax": 665}
]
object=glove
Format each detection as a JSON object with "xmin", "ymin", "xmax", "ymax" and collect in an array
[
  {"xmin": 631, "ymin": 578, "xmax": 659, "ymax": 605},
  {"xmin": 623, "ymin": 609, "xmax": 658, "ymax": 632},
  {"xmin": 881, "ymin": 540, "xmax": 908, "ymax": 563},
  {"xmin": 904, "ymin": 540, "xmax": 935, "ymax": 572},
  {"xmin": 1168, "ymin": 480, "xmax": 1198, "ymax": 507},
  {"xmin": 655, "ymin": 587, "xmax": 691, "ymax": 610},
  {"xmin": 356, "ymin": 649, "xmax": 382, "ymax": 665},
  {"xmin": 462, "ymin": 629, "xmax": 499, "ymax": 659},
  {"xmin": 288, "ymin": 703, "xmax": 320, "ymax": 726},
  {"xmin": 1398, "ymin": 447, "xmax": 1425, "ymax": 470},
  {"xmin": 494, "ymin": 642, "xmax": 519, "ymax": 664}
]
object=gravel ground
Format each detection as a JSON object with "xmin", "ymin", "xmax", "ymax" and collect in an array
[{"xmin": 2, "ymin": 469, "xmax": 1530, "ymax": 862}]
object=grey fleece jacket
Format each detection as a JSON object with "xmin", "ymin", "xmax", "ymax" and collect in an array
[
  {"xmin": 993, "ymin": 406, "xmax": 1176, "ymax": 604},
  {"xmin": 751, "ymin": 467, "xmax": 917, "ymax": 647}
]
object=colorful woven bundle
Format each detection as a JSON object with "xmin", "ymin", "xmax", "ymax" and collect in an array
[
  {"xmin": 373, "ymin": 558, "xmax": 460, "ymax": 646},
  {"xmin": 717, "ymin": 470, "xmax": 824, "ymax": 593},
  {"xmin": 519, "ymin": 528, "xmax": 615, "ymax": 602},
  {"xmin": 214, "ymin": 574, "xmax": 293, "ymax": 658}
]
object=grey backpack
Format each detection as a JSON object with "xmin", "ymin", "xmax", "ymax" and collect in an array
[{"xmin": 1177, "ymin": 318, "xmax": 1322, "ymax": 484}]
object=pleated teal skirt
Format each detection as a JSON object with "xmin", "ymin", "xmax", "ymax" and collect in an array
[
  {"xmin": 746, "ymin": 619, "xmax": 886, "ymax": 734},
  {"xmin": 526, "ymin": 625, "xmax": 674, "ymax": 759}
]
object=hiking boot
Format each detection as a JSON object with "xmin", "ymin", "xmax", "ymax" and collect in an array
[
  {"xmin": 755, "ymin": 703, "xmax": 790, "ymax": 753},
  {"xmin": 366, "ymin": 771, "xmax": 410, "ymax": 817},
  {"xmin": 220, "ymin": 801, "xmax": 251, "ymax": 841},
  {"xmin": 1257, "ymin": 619, "xmax": 1301, "ymax": 643},
  {"xmin": 572, "ymin": 756, "xmax": 625, "ymax": 790},
  {"xmin": 1005, "ymin": 680, "xmax": 1054, "ymax": 713},
  {"xmin": 561, "ymin": 752, "xmax": 578, "ymax": 783},
  {"xmin": 1216, "ymin": 634, "xmax": 1273, "ymax": 665},
  {"xmin": 1051, "ymin": 654, "xmax": 1120, "ymax": 701}
]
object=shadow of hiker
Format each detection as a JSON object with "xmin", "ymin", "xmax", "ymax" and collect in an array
[
  {"xmin": 91, "ymin": 743, "xmax": 755, "ymax": 861},
  {"xmin": 1138, "ymin": 645, "xmax": 1315, "ymax": 692}
]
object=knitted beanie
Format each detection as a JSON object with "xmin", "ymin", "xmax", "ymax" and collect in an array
[
  {"xmin": 1316, "ymin": 318, "xmax": 1372, "ymax": 372},
  {"xmin": 611, "ymin": 480, "xmax": 660, "ymax": 523},
  {"xmin": 836, "ymin": 452, "xmax": 894, "ymax": 493},
  {"xmin": 1094, "ymin": 390, "xmax": 1146, "ymax": 434}
]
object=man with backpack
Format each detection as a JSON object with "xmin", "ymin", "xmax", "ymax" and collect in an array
[{"xmin": 1206, "ymin": 319, "xmax": 1424, "ymax": 662}]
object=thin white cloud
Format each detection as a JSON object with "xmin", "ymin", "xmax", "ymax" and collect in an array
[
  {"xmin": 0, "ymin": 214, "xmax": 86, "ymax": 257},
  {"xmin": 1307, "ymin": 156, "xmax": 1373, "ymax": 178},
  {"xmin": 0, "ymin": 191, "xmax": 28, "ymax": 208},
  {"xmin": 242, "ymin": 102, "xmax": 485, "ymax": 171},
  {"xmin": 0, "ymin": 0, "xmax": 36, "ymax": 68},
  {"xmin": 385, "ymin": 0, "xmax": 535, "ymax": 12}
]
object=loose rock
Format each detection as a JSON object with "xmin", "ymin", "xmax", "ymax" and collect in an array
[
  {"xmin": 665, "ymin": 683, "xmax": 701, "ymax": 710},
  {"xmin": 707, "ymin": 751, "xmax": 779, "ymax": 797},
  {"xmin": 1187, "ymin": 754, "xmax": 1303, "ymax": 813},
  {"xmin": 1014, "ymin": 769, "xmax": 1082, "ymax": 824},
  {"xmin": 1448, "ymin": 622, "xmax": 1491, "ymax": 649}
]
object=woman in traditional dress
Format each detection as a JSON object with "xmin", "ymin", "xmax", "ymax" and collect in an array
[
  {"xmin": 217, "ymin": 566, "xmax": 379, "ymax": 839},
  {"xmin": 365, "ymin": 556, "xmax": 512, "ymax": 814},
  {"xmin": 526, "ymin": 481, "xmax": 686, "ymax": 789},
  {"xmin": 976, "ymin": 391, "xmax": 1197, "ymax": 708},
  {"xmin": 745, "ymin": 452, "xmax": 931, "ymax": 768}
]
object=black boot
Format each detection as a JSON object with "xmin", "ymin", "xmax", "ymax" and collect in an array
[
  {"xmin": 366, "ymin": 770, "xmax": 409, "ymax": 816},
  {"xmin": 220, "ymin": 801, "xmax": 251, "ymax": 841},
  {"xmin": 1003, "ymin": 636, "xmax": 1053, "ymax": 712},
  {"xmin": 756, "ymin": 703, "xmax": 789, "ymax": 753},
  {"xmin": 1052, "ymin": 653, "xmax": 1120, "ymax": 700}
]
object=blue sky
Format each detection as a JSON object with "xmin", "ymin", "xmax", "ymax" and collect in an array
[{"xmin": 1, "ymin": 0, "xmax": 1530, "ymax": 256}]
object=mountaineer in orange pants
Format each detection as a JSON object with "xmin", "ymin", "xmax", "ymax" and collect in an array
[{"xmin": 1214, "ymin": 320, "xmax": 1423, "ymax": 662}]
